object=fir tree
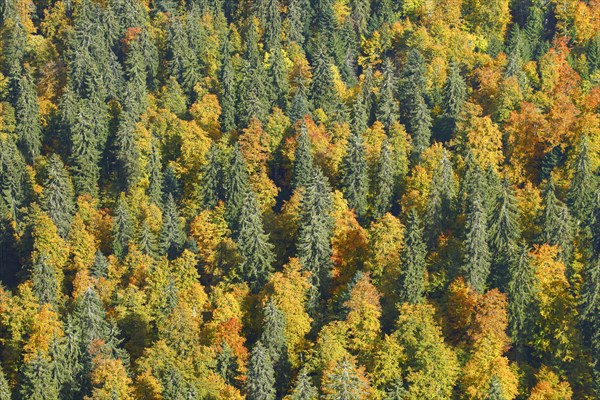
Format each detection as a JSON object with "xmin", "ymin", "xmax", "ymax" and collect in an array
[
  {"xmin": 269, "ymin": 44, "xmax": 289, "ymax": 111},
  {"xmin": 31, "ymin": 253, "xmax": 59, "ymax": 308},
  {"xmin": 261, "ymin": 299, "xmax": 290, "ymax": 394},
  {"xmin": 147, "ymin": 142, "xmax": 163, "ymax": 205},
  {"xmin": 112, "ymin": 195, "xmax": 134, "ymax": 259},
  {"xmin": 161, "ymin": 368, "xmax": 198, "ymax": 399},
  {"xmin": 200, "ymin": 144, "xmax": 224, "ymax": 209},
  {"xmin": 323, "ymin": 356, "xmax": 368, "ymax": 400},
  {"xmin": 225, "ymin": 144, "xmax": 251, "ymax": 232},
  {"xmin": 488, "ymin": 179, "xmax": 520, "ymax": 289},
  {"xmin": 159, "ymin": 193, "xmax": 185, "ymax": 259},
  {"xmin": 138, "ymin": 219, "xmax": 157, "ymax": 257},
  {"xmin": 341, "ymin": 128, "xmax": 368, "ymax": 221},
  {"xmin": 289, "ymin": 76, "xmax": 311, "ymax": 123},
  {"xmin": 287, "ymin": 0, "xmax": 309, "ymax": 45},
  {"xmin": 42, "ymin": 154, "xmax": 75, "ymax": 238},
  {"xmin": 410, "ymin": 94, "xmax": 432, "ymax": 160},
  {"xmin": 297, "ymin": 167, "xmax": 333, "ymax": 312},
  {"xmin": 219, "ymin": 40, "xmax": 237, "ymax": 132},
  {"xmin": 263, "ymin": 0, "xmax": 282, "ymax": 51},
  {"xmin": 376, "ymin": 58, "xmax": 399, "ymax": 131},
  {"xmin": 442, "ymin": 61, "xmax": 467, "ymax": 136},
  {"xmin": 507, "ymin": 243, "xmax": 536, "ymax": 356},
  {"xmin": 216, "ymin": 341, "xmax": 240, "ymax": 388},
  {"xmin": 485, "ymin": 376, "xmax": 504, "ymax": 400},
  {"xmin": 162, "ymin": 165, "xmax": 182, "ymax": 201},
  {"xmin": 14, "ymin": 72, "xmax": 43, "ymax": 163},
  {"xmin": 373, "ymin": 139, "xmax": 395, "ymax": 219},
  {"xmin": 235, "ymin": 190, "xmax": 275, "ymax": 292},
  {"xmin": 462, "ymin": 194, "xmax": 491, "ymax": 293},
  {"xmin": 20, "ymin": 352, "xmax": 60, "ymax": 400},
  {"xmin": 290, "ymin": 368, "xmax": 318, "ymax": 400},
  {"xmin": 398, "ymin": 209, "xmax": 427, "ymax": 304},
  {"xmin": 292, "ymin": 122, "xmax": 314, "ymax": 190},
  {"xmin": 0, "ymin": 367, "xmax": 10, "ymax": 400},
  {"xmin": 424, "ymin": 152, "xmax": 455, "ymax": 246},
  {"xmin": 310, "ymin": 45, "xmax": 337, "ymax": 116},
  {"xmin": 247, "ymin": 341, "xmax": 276, "ymax": 400},
  {"xmin": 0, "ymin": 136, "xmax": 26, "ymax": 220},
  {"xmin": 91, "ymin": 250, "xmax": 109, "ymax": 278},
  {"xmin": 115, "ymin": 109, "xmax": 141, "ymax": 193},
  {"xmin": 568, "ymin": 138, "xmax": 597, "ymax": 226},
  {"xmin": 541, "ymin": 179, "xmax": 574, "ymax": 263}
]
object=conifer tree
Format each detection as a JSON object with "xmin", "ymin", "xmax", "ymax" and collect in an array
[
  {"xmin": 138, "ymin": 219, "xmax": 157, "ymax": 257},
  {"xmin": 0, "ymin": 367, "xmax": 10, "ymax": 400},
  {"xmin": 159, "ymin": 193, "xmax": 185, "ymax": 259},
  {"xmin": 442, "ymin": 61, "xmax": 467, "ymax": 136},
  {"xmin": 147, "ymin": 142, "xmax": 163, "ymax": 205},
  {"xmin": 287, "ymin": 0, "xmax": 309, "ymax": 45},
  {"xmin": 424, "ymin": 152, "xmax": 455, "ymax": 246},
  {"xmin": 0, "ymin": 136, "xmax": 26, "ymax": 219},
  {"xmin": 292, "ymin": 123, "xmax": 314, "ymax": 190},
  {"xmin": 489, "ymin": 179, "xmax": 520, "ymax": 288},
  {"xmin": 91, "ymin": 250, "xmax": 109, "ymax": 278},
  {"xmin": 235, "ymin": 190, "xmax": 274, "ymax": 291},
  {"xmin": 216, "ymin": 341, "xmax": 240, "ymax": 388},
  {"xmin": 225, "ymin": 144, "xmax": 251, "ymax": 232},
  {"xmin": 289, "ymin": 77, "xmax": 311, "ymax": 123},
  {"xmin": 462, "ymin": 193, "xmax": 491, "ymax": 293},
  {"xmin": 485, "ymin": 376, "xmax": 504, "ymax": 400},
  {"xmin": 200, "ymin": 144, "xmax": 224, "ymax": 209},
  {"xmin": 112, "ymin": 195, "xmax": 134, "ymax": 259},
  {"xmin": 261, "ymin": 299, "xmax": 290, "ymax": 394},
  {"xmin": 541, "ymin": 179, "xmax": 574, "ymax": 263},
  {"xmin": 219, "ymin": 43, "xmax": 237, "ymax": 132},
  {"xmin": 398, "ymin": 210, "xmax": 427, "ymax": 304},
  {"xmin": 323, "ymin": 356, "xmax": 368, "ymax": 400},
  {"xmin": 290, "ymin": 368, "xmax": 318, "ymax": 400},
  {"xmin": 507, "ymin": 243, "xmax": 536, "ymax": 355},
  {"xmin": 349, "ymin": 0, "xmax": 371, "ymax": 36},
  {"xmin": 342, "ymin": 128, "xmax": 368, "ymax": 221},
  {"xmin": 20, "ymin": 352, "xmax": 60, "ymax": 400},
  {"xmin": 162, "ymin": 165, "xmax": 182, "ymax": 201},
  {"xmin": 247, "ymin": 341, "xmax": 276, "ymax": 400},
  {"xmin": 376, "ymin": 59, "xmax": 399, "ymax": 131},
  {"xmin": 297, "ymin": 167, "xmax": 334, "ymax": 312},
  {"xmin": 31, "ymin": 253, "xmax": 60, "ymax": 308},
  {"xmin": 373, "ymin": 139, "xmax": 394, "ymax": 219},
  {"xmin": 310, "ymin": 45, "xmax": 337, "ymax": 116},
  {"xmin": 410, "ymin": 95, "xmax": 432, "ymax": 160},
  {"xmin": 161, "ymin": 368, "xmax": 198, "ymax": 399},
  {"xmin": 14, "ymin": 72, "xmax": 43, "ymax": 163},
  {"xmin": 115, "ymin": 109, "xmax": 141, "ymax": 193},
  {"xmin": 568, "ymin": 138, "xmax": 597, "ymax": 226},
  {"xmin": 263, "ymin": 0, "xmax": 282, "ymax": 51},
  {"xmin": 42, "ymin": 154, "xmax": 75, "ymax": 238},
  {"xmin": 269, "ymin": 44, "xmax": 289, "ymax": 111}
]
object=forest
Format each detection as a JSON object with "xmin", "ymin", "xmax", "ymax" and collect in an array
[{"xmin": 0, "ymin": 0, "xmax": 599, "ymax": 398}]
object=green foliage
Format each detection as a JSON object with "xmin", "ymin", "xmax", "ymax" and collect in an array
[
  {"xmin": 20, "ymin": 352, "xmax": 60, "ymax": 400},
  {"xmin": 13, "ymin": 72, "xmax": 42, "ymax": 163},
  {"xmin": 342, "ymin": 129, "xmax": 368, "ymax": 221},
  {"xmin": 159, "ymin": 193, "xmax": 186, "ymax": 259},
  {"xmin": 462, "ymin": 193, "xmax": 491, "ymax": 293},
  {"xmin": 398, "ymin": 210, "xmax": 427, "ymax": 304},
  {"xmin": 373, "ymin": 139, "xmax": 395, "ymax": 219},
  {"xmin": 290, "ymin": 368, "xmax": 318, "ymax": 400},
  {"xmin": 42, "ymin": 154, "xmax": 75, "ymax": 238},
  {"xmin": 247, "ymin": 341, "xmax": 276, "ymax": 400}
]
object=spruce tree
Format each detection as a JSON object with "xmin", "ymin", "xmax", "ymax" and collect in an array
[
  {"xmin": 263, "ymin": 0, "xmax": 282, "ymax": 52},
  {"xmin": 424, "ymin": 152, "xmax": 455, "ymax": 246},
  {"xmin": 216, "ymin": 341, "xmax": 240, "ymax": 388},
  {"xmin": 200, "ymin": 144, "xmax": 224, "ymax": 209},
  {"xmin": 147, "ymin": 142, "xmax": 163, "ymax": 205},
  {"xmin": 410, "ymin": 95, "xmax": 432, "ymax": 160},
  {"xmin": 341, "ymin": 128, "xmax": 368, "ymax": 221},
  {"xmin": 290, "ymin": 368, "xmax": 318, "ymax": 400},
  {"xmin": 488, "ymin": 179, "xmax": 520, "ymax": 289},
  {"xmin": 219, "ymin": 44, "xmax": 237, "ymax": 132},
  {"xmin": 235, "ymin": 190, "xmax": 275, "ymax": 292},
  {"xmin": 310, "ymin": 45, "xmax": 337, "ymax": 116},
  {"xmin": 20, "ymin": 351, "xmax": 60, "ymax": 400},
  {"xmin": 261, "ymin": 299, "xmax": 290, "ymax": 394},
  {"xmin": 541, "ymin": 179, "xmax": 574, "ymax": 263},
  {"xmin": 485, "ymin": 376, "xmax": 504, "ymax": 400},
  {"xmin": 442, "ymin": 61, "xmax": 467, "ymax": 136},
  {"xmin": 568, "ymin": 138, "xmax": 597, "ymax": 226},
  {"xmin": 398, "ymin": 209, "xmax": 427, "ymax": 304},
  {"xmin": 138, "ymin": 219, "xmax": 157, "ymax": 257},
  {"xmin": 31, "ymin": 253, "xmax": 59, "ymax": 308},
  {"xmin": 14, "ymin": 72, "xmax": 43, "ymax": 163},
  {"xmin": 507, "ymin": 243, "xmax": 536, "ymax": 355},
  {"xmin": 269, "ymin": 44, "xmax": 289, "ymax": 111},
  {"xmin": 373, "ymin": 139, "xmax": 395, "ymax": 219},
  {"xmin": 297, "ymin": 167, "xmax": 334, "ymax": 312},
  {"xmin": 247, "ymin": 341, "xmax": 276, "ymax": 400},
  {"xmin": 287, "ymin": 0, "xmax": 309, "ymax": 45},
  {"xmin": 0, "ymin": 135, "xmax": 26, "ymax": 219},
  {"xmin": 115, "ymin": 109, "xmax": 141, "ymax": 193},
  {"xmin": 323, "ymin": 356, "xmax": 367, "ymax": 400},
  {"xmin": 376, "ymin": 58, "xmax": 399, "ymax": 131},
  {"xmin": 225, "ymin": 144, "xmax": 251, "ymax": 232},
  {"xmin": 0, "ymin": 367, "xmax": 10, "ymax": 400},
  {"xmin": 91, "ymin": 250, "xmax": 109, "ymax": 278},
  {"xmin": 462, "ymin": 193, "xmax": 491, "ymax": 293},
  {"xmin": 289, "ymin": 76, "xmax": 311, "ymax": 123},
  {"xmin": 292, "ymin": 122, "xmax": 314, "ymax": 190},
  {"xmin": 112, "ymin": 195, "xmax": 134, "ymax": 259},
  {"xmin": 159, "ymin": 193, "xmax": 185, "ymax": 259},
  {"xmin": 42, "ymin": 154, "xmax": 75, "ymax": 238},
  {"xmin": 161, "ymin": 368, "xmax": 198, "ymax": 399}
]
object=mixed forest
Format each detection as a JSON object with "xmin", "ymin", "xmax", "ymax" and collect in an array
[{"xmin": 0, "ymin": 0, "xmax": 600, "ymax": 398}]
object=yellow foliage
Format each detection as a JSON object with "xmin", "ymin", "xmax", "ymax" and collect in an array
[
  {"xmin": 528, "ymin": 366, "xmax": 573, "ymax": 400},
  {"xmin": 22, "ymin": 304, "xmax": 63, "ymax": 362}
]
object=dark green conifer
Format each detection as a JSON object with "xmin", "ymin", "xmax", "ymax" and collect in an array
[
  {"xmin": 235, "ymin": 190, "xmax": 274, "ymax": 292},
  {"xmin": 42, "ymin": 154, "xmax": 75, "ymax": 238},
  {"xmin": 373, "ymin": 139, "xmax": 395, "ymax": 219},
  {"xmin": 290, "ymin": 368, "xmax": 318, "ymax": 400},
  {"xmin": 568, "ymin": 138, "xmax": 597, "ymax": 226},
  {"xmin": 485, "ymin": 376, "xmax": 503, "ymax": 400},
  {"xmin": 376, "ymin": 59, "xmax": 399, "ymax": 131},
  {"xmin": 20, "ymin": 351, "xmax": 60, "ymax": 400},
  {"xmin": 269, "ymin": 44, "xmax": 289, "ymax": 111},
  {"xmin": 263, "ymin": 0, "xmax": 282, "ymax": 51},
  {"xmin": 424, "ymin": 152, "xmax": 455, "ymax": 246},
  {"xmin": 31, "ymin": 253, "xmax": 59, "ymax": 308},
  {"xmin": 115, "ymin": 110, "xmax": 141, "ymax": 193},
  {"xmin": 398, "ymin": 210, "xmax": 427, "ymax": 304},
  {"xmin": 0, "ymin": 367, "xmax": 10, "ymax": 400},
  {"xmin": 287, "ymin": 0, "xmax": 309, "ymax": 45},
  {"xmin": 323, "ymin": 356, "xmax": 367, "ymax": 400},
  {"xmin": 91, "ymin": 250, "xmax": 109, "ymax": 278},
  {"xmin": 147, "ymin": 142, "xmax": 163, "ymax": 205},
  {"xmin": 216, "ymin": 341, "xmax": 240, "ymax": 388},
  {"xmin": 261, "ymin": 299, "xmax": 290, "ymax": 395},
  {"xmin": 219, "ymin": 43, "xmax": 237, "ymax": 132},
  {"xmin": 341, "ymin": 128, "xmax": 368, "ymax": 221},
  {"xmin": 507, "ymin": 243, "xmax": 536, "ymax": 354},
  {"xmin": 200, "ymin": 144, "xmax": 224, "ymax": 209},
  {"xmin": 310, "ymin": 46, "xmax": 337, "ymax": 116},
  {"xmin": 247, "ymin": 341, "xmax": 276, "ymax": 400},
  {"xmin": 112, "ymin": 195, "xmax": 134, "ymax": 259},
  {"xmin": 159, "ymin": 193, "xmax": 185, "ymax": 259},
  {"xmin": 138, "ymin": 219, "xmax": 157, "ymax": 257},
  {"xmin": 14, "ymin": 72, "xmax": 42, "ymax": 163},
  {"xmin": 289, "ymin": 76, "xmax": 311, "ymax": 123},
  {"xmin": 225, "ymin": 144, "xmax": 250, "ymax": 232},
  {"xmin": 462, "ymin": 193, "xmax": 491, "ymax": 293},
  {"xmin": 292, "ymin": 122, "xmax": 314, "ymax": 190},
  {"xmin": 541, "ymin": 179, "xmax": 574, "ymax": 263},
  {"xmin": 442, "ymin": 61, "xmax": 467, "ymax": 136}
]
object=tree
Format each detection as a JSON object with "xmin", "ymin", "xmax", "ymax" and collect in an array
[
  {"xmin": 323, "ymin": 356, "xmax": 369, "ymax": 400},
  {"xmin": 292, "ymin": 122, "xmax": 314, "ymax": 190},
  {"xmin": 115, "ymin": 110, "xmax": 141, "ymax": 193},
  {"xmin": 297, "ymin": 167, "xmax": 334, "ymax": 313},
  {"xmin": 287, "ymin": 0, "xmax": 309, "ymax": 45},
  {"xmin": 219, "ymin": 41, "xmax": 237, "ymax": 132},
  {"xmin": 0, "ymin": 367, "xmax": 10, "ymax": 400},
  {"xmin": 541, "ymin": 179, "xmax": 573, "ymax": 264},
  {"xmin": 290, "ymin": 368, "xmax": 318, "ymax": 400},
  {"xmin": 310, "ymin": 45, "xmax": 337, "ymax": 116},
  {"xmin": 568, "ymin": 138, "xmax": 597, "ymax": 226},
  {"xmin": 138, "ymin": 219, "xmax": 157, "ymax": 258},
  {"xmin": 442, "ymin": 61, "xmax": 467, "ymax": 138},
  {"xmin": 260, "ymin": 299, "xmax": 290, "ymax": 394},
  {"xmin": 146, "ymin": 142, "xmax": 163, "ymax": 205},
  {"xmin": 263, "ymin": 0, "xmax": 282, "ymax": 51},
  {"xmin": 31, "ymin": 253, "xmax": 60, "ymax": 308},
  {"xmin": 373, "ymin": 139, "xmax": 395, "ymax": 219},
  {"xmin": 247, "ymin": 341, "xmax": 276, "ymax": 400},
  {"xmin": 19, "ymin": 351, "xmax": 60, "ymax": 400},
  {"xmin": 341, "ymin": 128, "xmax": 368, "ymax": 221},
  {"xmin": 376, "ymin": 59, "xmax": 399, "ymax": 131},
  {"xmin": 225, "ymin": 144, "xmax": 251, "ymax": 232},
  {"xmin": 91, "ymin": 250, "xmax": 109, "ymax": 279},
  {"xmin": 398, "ymin": 209, "xmax": 427, "ymax": 304},
  {"xmin": 42, "ymin": 154, "xmax": 76, "ymax": 238},
  {"xmin": 200, "ymin": 144, "xmax": 224, "ymax": 209},
  {"xmin": 235, "ymin": 190, "xmax": 274, "ymax": 292},
  {"xmin": 269, "ymin": 45, "xmax": 289, "ymax": 111},
  {"xmin": 424, "ymin": 152, "xmax": 455, "ymax": 246},
  {"xmin": 462, "ymin": 194, "xmax": 491, "ymax": 293},
  {"xmin": 484, "ymin": 376, "xmax": 503, "ymax": 400},
  {"xmin": 14, "ymin": 72, "xmax": 42, "ymax": 163},
  {"xmin": 159, "ymin": 193, "xmax": 185, "ymax": 259},
  {"xmin": 112, "ymin": 195, "xmax": 134, "ymax": 259},
  {"xmin": 507, "ymin": 243, "xmax": 536, "ymax": 355},
  {"xmin": 488, "ymin": 179, "xmax": 520, "ymax": 289}
]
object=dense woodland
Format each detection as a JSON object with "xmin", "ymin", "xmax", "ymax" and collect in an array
[{"xmin": 0, "ymin": 0, "xmax": 599, "ymax": 398}]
